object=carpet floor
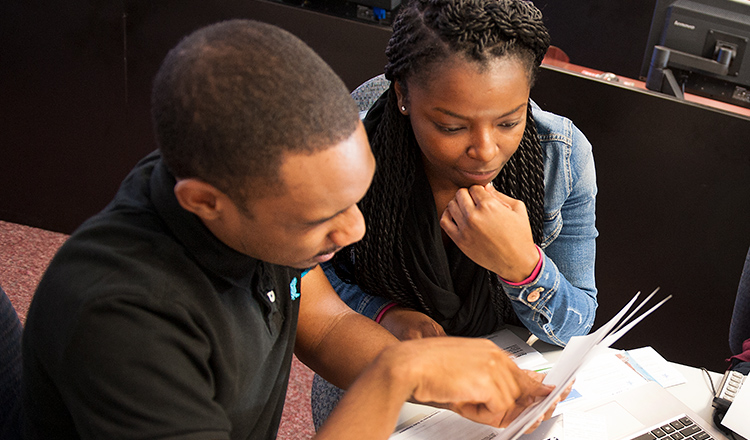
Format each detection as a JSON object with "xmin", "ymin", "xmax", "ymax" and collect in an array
[{"xmin": 0, "ymin": 220, "xmax": 315, "ymax": 439}]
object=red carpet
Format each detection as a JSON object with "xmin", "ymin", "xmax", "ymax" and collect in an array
[{"xmin": 0, "ymin": 220, "xmax": 315, "ymax": 439}]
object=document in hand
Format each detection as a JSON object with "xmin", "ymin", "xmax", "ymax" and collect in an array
[{"xmin": 497, "ymin": 289, "xmax": 671, "ymax": 440}]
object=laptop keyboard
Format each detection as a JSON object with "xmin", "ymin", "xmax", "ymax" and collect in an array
[{"xmin": 629, "ymin": 415, "xmax": 714, "ymax": 440}]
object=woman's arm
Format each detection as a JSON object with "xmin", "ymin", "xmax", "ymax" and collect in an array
[
  {"xmin": 321, "ymin": 263, "xmax": 446, "ymax": 340},
  {"xmin": 501, "ymin": 118, "xmax": 598, "ymax": 346},
  {"xmin": 321, "ymin": 262, "xmax": 393, "ymax": 320},
  {"xmin": 440, "ymin": 115, "xmax": 598, "ymax": 347}
]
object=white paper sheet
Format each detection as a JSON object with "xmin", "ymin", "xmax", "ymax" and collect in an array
[
  {"xmin": 485, "ymin": 329, "xmax": 551, "ymax": 372},
  {"xmin": 553, "ymin": 350, "xmax": 648, "ymax": 414},
  {"xmin": 621, "ymin": 346, "xmax": 686, "ymax": 388},
  {"xmin": 390, "ymin": 409, "xmax": 501, "ymax": 439},
  {"xmin": 389, "ymin": 291, "xmax": 671, "ymax": 440},
  {"xmin": 720, "ymin": 377, "xmax": 750, "ymax": 438},
  {"xmin": 561, "ymin": 411, "xmax": 607, "ymax": 440},
  {"xmin": 389, "ymin": 409, "xmax": 606, "ymax": 440},
  {"xmin": 497, "ymin": 290, "xmax": 671, "ymax": 440}
]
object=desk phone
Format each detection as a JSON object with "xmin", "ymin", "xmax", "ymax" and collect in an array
[
  {"xmin": 712, "ymin": 367, "xmax": 748, "ymax": 438},
  {"xmin": 714, "ymin": 369, "xmax": 747, "ymax": 409}
]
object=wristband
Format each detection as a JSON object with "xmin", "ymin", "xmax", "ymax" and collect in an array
[
  {"xmin": 375, "ymin": 302, "xmax": 398, "ymax": 324},
  {"xmin": 502, "ymin": 245, "xmax": 543, "ymax": 286}
]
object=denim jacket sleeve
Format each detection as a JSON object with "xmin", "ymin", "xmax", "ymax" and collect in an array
[
  {"xmin": 320, "ymin": 262, "xmax": 393, "ymax": 320},
  {"xmin": 500, "ymin": 104, "xmax": 598, "ymax": 347}
]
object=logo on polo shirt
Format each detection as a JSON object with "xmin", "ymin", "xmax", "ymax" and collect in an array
[
  {"xmin": 290, "ymin": 278, "xmax": 300, "ymax": 301},
  {"xmin": 290, "ymin": 269, "xmax": 311, "ymax": 301}
]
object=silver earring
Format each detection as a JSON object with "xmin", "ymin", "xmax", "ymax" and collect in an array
[{"xmin": 400, "ymin": 105, "xmax": 407, "ymax": 112}]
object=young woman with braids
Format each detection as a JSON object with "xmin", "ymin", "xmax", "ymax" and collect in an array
[{"xmin": 309, "ymin": 0, "xmax": 596, "ymax": 428}]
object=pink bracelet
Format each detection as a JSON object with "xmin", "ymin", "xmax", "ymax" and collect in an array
[
  {"xmin": 502, "ymin": 246, "xmax": 543, "ymax": 286},
  {"xmin": 375, "ymin": 302, "xmax": 398, "ymax": 324}
]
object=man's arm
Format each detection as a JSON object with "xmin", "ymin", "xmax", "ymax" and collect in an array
[
  {"xmin": 295, "ymin": 266, "xmax": 554, "ymax": 440},
  {"xmin": 295, "ymin": 265, "xmax": 398, "ymax": 389},
  {"xmin": 317, "ymin": 337, "xmax": 554, "ymax": 439}
]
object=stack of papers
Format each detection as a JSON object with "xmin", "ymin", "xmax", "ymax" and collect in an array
[
  {"xmin": 553, "ymin": 346, "xmax": 686, "ymax": 414},
  {"xmin": 496, "ymin": 289, "xmax": 672, "ymax": 440},
  {"xmin": 390, "ymin": 289, "xmax": 672, "ymax": 440}
]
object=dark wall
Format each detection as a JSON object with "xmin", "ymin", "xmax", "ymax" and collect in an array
[
  {"xmin": 534, "ymin": 0, "xmax": 658, "ymax": 80},
  {"xmin": 532, "ymin": 67, "xmax": 750, "ymax": 372},
  {"xmin": 0, "ymin": 0, "xmax": 664, "ymax": 233},
  {"xmin": 2, "ymin": 0, "xmax": 746, "ymax": 370},
  {"xmin": 0, "ymin": 0, "xmax": 390, "ymax": 234}
]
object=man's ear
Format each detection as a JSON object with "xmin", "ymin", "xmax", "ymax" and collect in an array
[{"xmin": 173, "ymin": 179, "xmax": 228, "ymax": 221}]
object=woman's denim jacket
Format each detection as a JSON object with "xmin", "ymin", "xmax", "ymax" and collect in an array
[{"xmin": 323, "ymin": 102, "xmax": 598, "ymax": 347}]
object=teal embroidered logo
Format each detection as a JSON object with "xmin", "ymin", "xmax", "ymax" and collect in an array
[
  {"xmin": 290, "ymin": 277, "xmax": 300, "ymax": 301},
  {"xmin": 290, "ymin": 269, "xmax": 310, "ymax": 301}
]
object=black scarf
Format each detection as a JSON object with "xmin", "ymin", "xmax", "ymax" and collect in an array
[{"xmin": 400, "ymin": 158, "xmax": 516, "ymax": 336}]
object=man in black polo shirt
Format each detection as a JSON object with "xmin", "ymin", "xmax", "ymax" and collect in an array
[{"xmin": 17, "ymin": 20, "xmax": 554, "ymax": 440}]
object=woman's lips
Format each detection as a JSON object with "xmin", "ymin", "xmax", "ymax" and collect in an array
[{"xmin": 459, "ymin": 168, "xmax": 498, "ymax": 183}]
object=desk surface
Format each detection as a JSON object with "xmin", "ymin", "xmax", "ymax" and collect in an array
[
  {"xmin": 526, "ymin": 327, "xmax": 722, "ymax": 429},
  {"xmin": 537, "ymin": 338, "xmax": 721, "ymax": 423},
  {"xmin": 396, "ymin": 327, "xmax": 725, "ymax": 438},
  {"xmin": 541, "ymin": 58, "xmax": 750, "ymax": 119}
]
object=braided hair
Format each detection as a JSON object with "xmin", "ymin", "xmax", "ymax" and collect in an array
[{"xmin": 335, "ymin": 0, "xmax": 551, "ymax": 316}]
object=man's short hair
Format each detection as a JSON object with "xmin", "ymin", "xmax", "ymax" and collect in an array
[{"xmin": 152, "ymin": 19, "xmax": 359, "ymax": 204}]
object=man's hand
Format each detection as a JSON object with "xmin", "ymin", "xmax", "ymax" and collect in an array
[
  {"xmin": 503, "ymin": 370, "xmax": 573, "ymax": 433},
  {"xmin": 390, "ymin": 337, "xmax": 554, "ymax": 428},
  {"xmin": 379, "ymin": 306, "xmax": 446, "ymax": 340},
  {"xmin": 315, "ymin": 336, "xmax": 556, "ymax": 439},
  {"xmin": 440, "ymin": 183, "xmax": 539, "ymax": 283}
]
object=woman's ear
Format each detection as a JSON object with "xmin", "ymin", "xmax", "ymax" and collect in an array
[
  {"xmin": 394, "ymin": 80, "xmax": 408, "ymax": 115},
  {"xmin": 173, "ymin": 179, "xmax": 227, "ymax": 221}
]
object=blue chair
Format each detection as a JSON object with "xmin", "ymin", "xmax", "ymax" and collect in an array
[
  {"xmin": 349, "ymin": 74, "xmax": 391, "ymax": 115},
  {"xmin": 0, "ymin": 283, "xmax": 22, "ymax": 438},
  {"xmin": 729, "ymin": 245, "xmax": 750, "ymax": 357}
]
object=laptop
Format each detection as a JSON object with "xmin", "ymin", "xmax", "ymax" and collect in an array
[{"xmin": 572, "ymin": 381, "xmax": 726, "ymax": 440}]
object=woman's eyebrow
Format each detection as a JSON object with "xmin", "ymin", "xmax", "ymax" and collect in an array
[{"xmin": 433, "ymin": 102, "xmax": 527, "ymax": 120}]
